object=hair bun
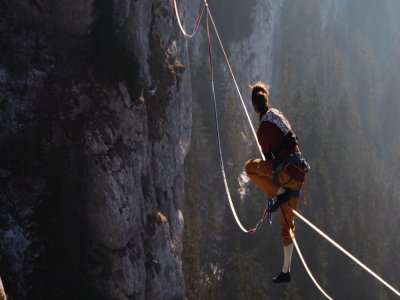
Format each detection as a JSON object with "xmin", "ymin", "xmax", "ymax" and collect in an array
[
  {"xmin": 250, "ymin": 82, "xmax": 270, "ymax": 113},
  {"xmin": 252, "ymin": 85, "xmax": 266, "ymax": 95},
  {"xmin": 251, "ymin": 82, "xmax": 269, "ymax": 98}
]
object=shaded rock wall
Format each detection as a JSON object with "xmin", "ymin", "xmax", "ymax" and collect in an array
[{"xmin": 0, "ymin": 0, "xmax": 194, "ymax": 298}]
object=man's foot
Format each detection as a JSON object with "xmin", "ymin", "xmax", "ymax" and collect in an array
[
  {"xmin": 269, "ymin": 191, "xmax": 291, "ymax": 212},
  {"xmin": 273, "ymin": 271, "xmax": 291, "ymax": 283}
]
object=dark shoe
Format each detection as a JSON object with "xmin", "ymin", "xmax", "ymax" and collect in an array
[
  {"xmin": 273, "ymin": 272, "xmax": 291, "ymax": 283},
  {"xmin": 269, "ymin": 191, "xmax": 291, "ymax": 212}
]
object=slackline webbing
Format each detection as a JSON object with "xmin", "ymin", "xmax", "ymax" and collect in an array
[
  {"xmin": 293, "ymin": 209, "xmax": 400, "ymax": 297},
  {"xmin": 206, "ymin": 7, "xmax": 331, "ymax": 298},
  {"xmin": 207, "ymin": 7, "xmax": 332, "ymax": 299},
  {"xmin": 281, "ymin": 210, "xmax": 333, "ymax": 299},
  {"xmin": 173, "ymin": 1, "xmax": 400, "ymax": 298}
]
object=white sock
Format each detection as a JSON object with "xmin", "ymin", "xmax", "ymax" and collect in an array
[
  {"xmin": 282, "ymin": 243, "xmax": 294, "ymax": 273},
  {"xmin": 277, "ymin": 187, "xmax": 286, "ymax": 195}
]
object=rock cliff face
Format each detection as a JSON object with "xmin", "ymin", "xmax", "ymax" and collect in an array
[
  {"xmin": 229, "ymin": 0, "xmax": 283, "ymax": 89},
  {"xmin": 0, "ymin": 0, "xmax": 193, "ymax": 298}
]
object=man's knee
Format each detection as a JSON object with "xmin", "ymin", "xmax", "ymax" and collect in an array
[{"xmin": 245, "ymin": 159, "xmax": 256, "ymax": 175}]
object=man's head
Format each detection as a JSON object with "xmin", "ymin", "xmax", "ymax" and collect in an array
[{"xmin": 251, "ymin": 82, "xmax": 269, "ymax": 114}]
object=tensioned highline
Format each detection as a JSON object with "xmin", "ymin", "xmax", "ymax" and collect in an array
[{"xmin": 172, "ymin": 0, "xmax": 400, "ymax": 298}]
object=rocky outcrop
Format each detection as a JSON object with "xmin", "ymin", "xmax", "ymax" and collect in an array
[
  {"xmin": 0, "ymin": 0, "xmax": 193, "ymax": 299},
  {"xmin": 229, "ymin": 0, "xmax": 283, "ymax": 95}
]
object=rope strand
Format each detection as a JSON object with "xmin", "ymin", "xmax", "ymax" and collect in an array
[
  {"xmin": 206, "ymin": 7, "xmax": 330, "ymax": 297},
  {"xmin": 172, "ymin": 0, "xmax": 206, "ymax": 38},
  {"xmin": 206, "ymin": 9, "xmax": 251, "ymax": 233},
  {"xmin": 174, "ymin": 3, "xmax": 400, "ymax": 298},
  {"xmin": 293, "ymin": 210, "xmax": 400, "ymax": 297},
  {"xmin": 281, "ymin": 208, "xmax": 333, "ymax": 299},
  {"xmin": 207, "ymin": 10, "xmax": 265, "ymax": 160},
  {"xmin": 206, "ymin": 6, "xmax": 400, "ymax": 298}
]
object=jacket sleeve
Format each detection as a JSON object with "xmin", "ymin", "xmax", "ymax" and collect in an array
[{"xmin": 257, "ymin": 122, "xmax": 284, "ymax": 158}]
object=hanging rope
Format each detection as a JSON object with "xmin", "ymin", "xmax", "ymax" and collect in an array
[
  {"xmin": 207, "ymin": 10, "xmax": 265, "ymax": 160},
  {"xmin": 172, "ymin": 0, "xmax": 207, "ymax": 38},
  {"xmin": 206, "ymin": 8, "xmax": 254, "ymax": 233},
  {"xmin": 206, "ymin": 6, "xmax": 400, "ymax": 299},
  {"xmin": 281, "ymin": 209, "xmax": 333, "ymax": 299},
  {"xmin": 205, "ymin": 6, "xmax": 331, "ymax": 298},
  {"xmin": 292, "ymin": 209, "xmax": 400, "ymax": 297},
  {"xmin": 206, "ymin": 4, "xmax": 278, "ymax": 235},
  {"xmin": 174, "ymin": 2, "xmax": 400, "ymax": 299},
  {"xmin": 292, "ymin": 237, "xmax": 333, "ymax": 299}
]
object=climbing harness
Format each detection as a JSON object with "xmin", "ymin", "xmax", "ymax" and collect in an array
[
  {"xmin": 173, "ymin": 1, "xmax": 400, "ymax": 298},
  {"xmin": 273, "ymin": 153, "xmax": 310, "ymax": 187},
  {"xmin": 260, "ymin": 108, "xmax": 310, "ymax": 208}
]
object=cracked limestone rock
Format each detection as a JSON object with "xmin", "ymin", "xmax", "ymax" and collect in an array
[{"xmin": 0, "ymin": 0, "xmax": 197, "ymax": 298}]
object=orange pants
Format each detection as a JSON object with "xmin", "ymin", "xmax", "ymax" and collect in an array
[{"xmin": 245, "ymin": 158, "xmax": 303, "ymax": 246}]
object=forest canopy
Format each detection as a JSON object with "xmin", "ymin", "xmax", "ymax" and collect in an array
[{"xmin": 183, "ymin": 0, "xmax": 400, "ymax": 299}]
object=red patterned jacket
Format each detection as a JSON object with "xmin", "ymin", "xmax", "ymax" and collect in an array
[{"xmin": 257, "ymin": 109, "xmax": 300, "ymax": 164}]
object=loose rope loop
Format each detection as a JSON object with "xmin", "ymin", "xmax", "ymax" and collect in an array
[
  {"xmin": 203, "ymin": 6, "xmax": 331, "ymax": 298},
  {"xmin": 206, "ymin": 7, "xmax": 272, "ymax": 234},
  {"xmin": 207, "ymin": 10, "xmax": 265, "ymax": 160},
  {"xmin": 206, "ymin": 8, "xmax": 250, "ymax": 233},
  {"xmin": 174, "ymin": 3, "xmax": 400, "ymax": 299},
  {"xmin": 206, "ymin": 7, "xmax": 330, "ymax": 297},
  {"xmin": 172, "ymin": 0, "xmax": 207, "ymax": 38},
  {"xmin": 207, "ymin": 7, "xmax": 400, "ymax": 298}
]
